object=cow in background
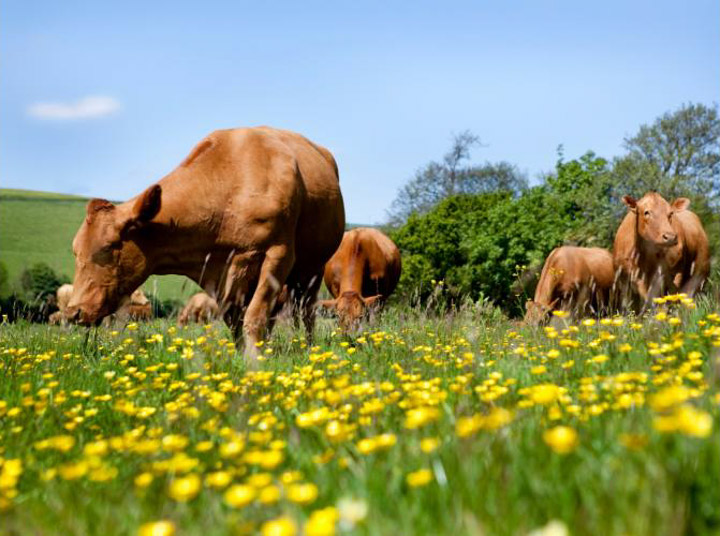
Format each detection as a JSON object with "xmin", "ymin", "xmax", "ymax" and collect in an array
[
  {"xmin": 613, "ymin": 192, "xmax": 710, "ymax": 308},
  {"xmin": 525, "ymin": 246, "xmax": 614, "ymax": 325},
  {"xmin": 51, "ymin": 285, "xmax": 150, "ymax": 324},
  {"xmin": 179, "ymin": 292, "xmax": 220, "ymax": 325},
  {"xmin": 318, "ymin": 228, "xmax": 401, "ymax": 332}
]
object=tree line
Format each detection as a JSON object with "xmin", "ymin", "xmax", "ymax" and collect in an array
[{"xmin": 387, "ymin": 102, "xmax": 720, "ymax": 314}]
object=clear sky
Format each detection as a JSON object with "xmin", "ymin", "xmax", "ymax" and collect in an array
[{"xmin": 1, "ymin": 0, "xmax": 718, "ymax": 224}]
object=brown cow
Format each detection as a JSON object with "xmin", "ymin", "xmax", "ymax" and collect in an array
[
  {"xmin": 179, "ymin": 292, "xmax": 220, "ymax": 325},
  {"xmin": 318, "ymin": 227, "xmax": 401, "ymax": 332},
  {"xmin": 525, "ymin": 246, "xmax": 614, "ymax": 325},
  {"xmin": 613, "ymin": 192, "xmax": 710, "ymax": 307},
  {"xmin": 66, "ymin": 127, "xmax": 345, "ymax": 359}
]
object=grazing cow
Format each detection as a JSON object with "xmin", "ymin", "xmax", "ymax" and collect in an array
[
  {"xmin": 613, "ymin": 192, "xmax": 710, "ymax": 307},
  {"xmin": 318, "ymin": 228, "xmax": 401, "ymax": 332},
  {"xmin": 179, "ymin": 292, "xmax": 220, "ymax": 325},
  {"xmin": 525, "ymin": 246, "xmax": 614, "ymax": 325},
  {"xmin": 54, "ymin": 284, "xmax": 150, "ymax": 325},
  {"xmin": 66, "ymin": 127, "xmax": 345, "ymax": 359}
]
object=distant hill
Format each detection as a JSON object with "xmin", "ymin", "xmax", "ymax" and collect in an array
[
  {"xmin": 0, "ymin": 189, "xmax": 197, "ymax": 300},
  {"xmin": 0, "ymin": 188, "xmax": 372, "ymax": 301}
]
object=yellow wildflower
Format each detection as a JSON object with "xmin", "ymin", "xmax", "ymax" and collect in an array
[
  {"xmin": 543, "ymin": 426, "xmax": 579, "ymax": 454},
  {"xmin": 406, "ymin": 468, "xmax": 433, "ymax": 487}
]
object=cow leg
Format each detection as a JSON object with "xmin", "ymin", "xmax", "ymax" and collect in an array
[
  {"xmin": 221, "ymin": 251, "xmax": 263, "ymax": 349},
  {"xmin": 242, "ymin": 245, "xmax": 294, "ymax": 361},
  {"xmin": 299, "ymin": 272, "xmax": 323, "ymax": 346},
  {"xmin": 223, "ymin": 304, "xmax": 246, "ymax": 345},
  {"xmin": 679, "ymin": 271, "xmax": 706, "ymax": 298}
]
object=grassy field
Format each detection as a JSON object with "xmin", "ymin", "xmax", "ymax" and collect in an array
[{"xmin": 0, "ymin": 293, "xmax": 718, "ymax": 536}]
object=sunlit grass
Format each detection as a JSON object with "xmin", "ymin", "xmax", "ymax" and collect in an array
[{"xmin": 0, "ymin": 295, "xmax": 719, "ymax": 535}]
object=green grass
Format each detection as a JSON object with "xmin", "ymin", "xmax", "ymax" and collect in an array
[
  {"xmin": 0, "ymin": 189, "xmax": 198, "ymax": 301},
  {"xmin": 0, "ymin": 297, "xmax": 718, "ymax": 535}
]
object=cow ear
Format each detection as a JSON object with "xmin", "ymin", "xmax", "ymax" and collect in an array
[
  {"xmin": 132, "ymin": 184, "xmax": 162, "ymax": 223},
  {"xmin": 86, "ymin": 198, "xmax": 115, "ymax": 222},
  {"xmin": 362, "ymin": 295, "xmax": 382, "ymax": 307},
  {"xmin": 671, "ymin": 197, "xmax": 690, "ymax": 212},
  {"xmin": 622, "ymin": 195, "xmax": 638, "ymax": 212}
]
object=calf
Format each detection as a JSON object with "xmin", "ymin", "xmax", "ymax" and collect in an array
[{"xmin": 525, "ymin": 246, "xmax": 614, "ymax": 325}]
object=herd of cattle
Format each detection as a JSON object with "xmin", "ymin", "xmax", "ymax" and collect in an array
[{"xmin": 47, "ymin": 127, "xmax": 709, "ymax": 359}]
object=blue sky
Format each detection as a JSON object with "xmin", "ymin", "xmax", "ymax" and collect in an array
[{"xmin": 1, "ymin": 1, "xmax": 718, "ymax": 223}]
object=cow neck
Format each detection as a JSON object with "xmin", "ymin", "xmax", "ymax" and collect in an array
[
  {"xmin": 339, "ymin": 235, "xmax": 366, "ymax": 295},
  {"xmin": 131, "ymin": 173, "xmax": 221, "ymax": 284}
]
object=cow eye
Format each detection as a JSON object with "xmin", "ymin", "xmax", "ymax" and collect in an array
[
  {"xmin": 92, "ymin": 244, "xmax": 117, "ymax": 264},
  {"xmin": 644, "ymin": 210, "xmax": 650, "ymax": 217}
]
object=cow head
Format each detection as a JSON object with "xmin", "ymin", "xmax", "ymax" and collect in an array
[
  {"xmin": 66, "ymin": 185, "xmax": 162, "ymax": 325},
  {"xmin": 622, "ymin": 193, "xmax": 689, "ymax": 248},
  {"xmin": 317, "ymin": 291, "xmax": 382, "ymax": 332},
  {"xmin": 524, "ymin": 299, "xmax": 558, "ymax": 326}
]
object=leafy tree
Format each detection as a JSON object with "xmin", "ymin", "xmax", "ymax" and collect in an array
[
  {"xmin": 623, "ymin": 102, "xmax": 720, "ymax": 204},
  {"xmin": 19, "ymin": 263, "xmax": 69, "ymax": 303},
  {"xmin": 392, "ymin": 152, "xmax": 613, "ymax": 313},
  {"xmin": 392, "ymin": 193, "xmax": 507, "ymax": 300},
  {"xmin": 386, "ymin": 131, "xmax": 526, "ymax": 226},
  {"xmin": 546, "ymin": 150, "xmax": 619, "ymax": 247}
]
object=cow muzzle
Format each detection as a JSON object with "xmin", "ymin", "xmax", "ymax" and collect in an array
[
  {"xmin": 65, "ymin": 305, "xmax": 103, "ymax": 326},
  {"xmin": 661, "ymin": 232, "xmax": 678, "ymax": 246}
]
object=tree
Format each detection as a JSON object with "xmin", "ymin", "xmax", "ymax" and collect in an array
[
  {"xmin": 19, "ymin": 263, "xmax": 69, "ymax": 303},
  {"xmin": 386, "ymin": 131, "xmax": 526, "ymax": 226},
  {"xmin": 623, "ymin": 102, "xmax": 720, "ymax": 204},
  {"xmin": 391, "ymin": 193, "xmax": 508, "ymax": 300},
  {"xmin": 391, "ymin": 152, "xmax": 616, "ymax": 314}
]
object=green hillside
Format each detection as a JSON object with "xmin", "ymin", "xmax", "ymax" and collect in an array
[{"xmin": 0, "ymin": 189, "xmax": 197, "ymax": 300}]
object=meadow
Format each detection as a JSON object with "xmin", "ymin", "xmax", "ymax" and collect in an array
[{"xmin": 0, "ymin": 292, "xmax": 718, "ymax": 536}]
